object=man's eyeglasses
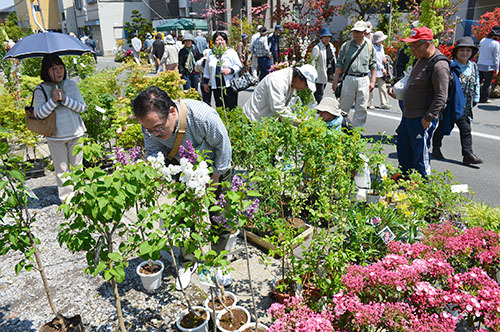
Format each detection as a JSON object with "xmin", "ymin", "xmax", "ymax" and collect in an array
[
  {"xmin": 409, "ymin": 40, "xmax": 427, "ymax": 50},
  {"xmin": 143, "ymin": 119, "xmax": 167, "ymax": 135}
]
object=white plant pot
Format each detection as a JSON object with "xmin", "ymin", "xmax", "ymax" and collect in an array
[
  {"xmin": 176, "ymin": 306, "xmax": 210, "ymax": 332},
  {"xmin": 203, "ymin": 291, "xmax": 238, "ymax": 318},
  {"xmin": 239, "ymin": 322, "xmax": 269, "ymax": 332},
  {"xmin": 216, "ymin": 305, "xmax": 251, "ymax": 332},
  {"xmin": 366, "ymin": 193, "xmax": 380, "ymax": 204},
  {"xmin": 136, "ymin": 260, "xmax": 164, "ymax": 292},
  {"xmin": 225, "ymin": 230, "xmax": 240, "ymax": 252}
]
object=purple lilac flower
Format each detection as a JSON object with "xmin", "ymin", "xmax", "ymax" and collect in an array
[
  {"xmin": 179, "ymin": 140, "xmax": 198, "ymax": 164},
  {"xmin": 231, "ymin": 175, "xmax": 244, "ymax": 191},
  {"xmin": 215, "ymin": 193, "xmax": 227, "ymax": 208},
  {"xmin": 128, "ymin": 146, "xmax": 142, "ymax": 163},
  {"xmin": 243, "ymin": 198, "xmax": 260, "ymax": 219},
  {"xmin": 115, "ymin": 147, "xmax": 128, "ymax": 165}
]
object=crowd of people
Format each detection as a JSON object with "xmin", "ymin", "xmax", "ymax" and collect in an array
[{"xmin": 123, "ymin": 21, "xmax": 500, "ymax": 180}]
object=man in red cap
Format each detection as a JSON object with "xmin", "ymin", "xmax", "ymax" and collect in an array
[{"xmin": 393, "ymin": 26, "xmax": 449, "ymax": 177}]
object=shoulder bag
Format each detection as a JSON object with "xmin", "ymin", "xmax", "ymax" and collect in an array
[
  {"xmin": 335, "ymin": 41, "xmax": 367, "ymax": 98},
  {"xmin": 230, "ymin": 69, "xmax": 258, "ymax": 92},
  {"xmin": 166, "ymin": 100, "xmax": 188, "ymax": 163},
  {"xmin": 25, "ymin": 85, "xmax": 56, "ymax": 137}
]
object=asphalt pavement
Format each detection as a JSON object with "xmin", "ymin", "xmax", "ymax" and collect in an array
[{"xmin": 95, "ymin": 56, "xmax": 500, "ymax": 207}]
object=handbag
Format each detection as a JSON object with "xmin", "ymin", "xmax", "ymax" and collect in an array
[
  {"xmin": 335, "ymin": 41, "xmax": 367, "ymax": 99},
  {"xmin": 392, "ymin": 66, "xmax": 412, "ymax": 100},
  {"xmin": 230, "ymin": 70, "xmax": 257, "ymax": 92},
  {"xmin": 25, "ymin": 85, "xmax": 56, "ymax": 137}
]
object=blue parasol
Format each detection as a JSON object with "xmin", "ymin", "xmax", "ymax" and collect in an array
[{"xmin": 3, "ymin": 32, "xmax": 95, "ymax": 60}]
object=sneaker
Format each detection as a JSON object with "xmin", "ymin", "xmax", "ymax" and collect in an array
[
  {"xmin": 175, "ymin": 263, "xmax": 197, "ymax": 290},
  {"xmin": 463, "ymin": 154, "xmax": 482, "ymax": 165},
  {"xmin": 380, "ymin": 104, "xmax": 391, "ymax": 109},
  {"xmin": 431, "ymin": 148, "xmax": 444, "ymax": 160},
  {"xmin": 215, "ymin": 268, "xmax": 232, "ymax": 287},
  {"xmin": 368, "ymin": 105, "xmax": 375, "ymax": 110}
]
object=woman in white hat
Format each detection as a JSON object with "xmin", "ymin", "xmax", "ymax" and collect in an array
[
  {"xmin": 160, "ymin": 34, "xmax": 179, "ymax": 72},
  {"xmin": 368, "ymin": 31, "xmax": 391, "ymax": 110}
]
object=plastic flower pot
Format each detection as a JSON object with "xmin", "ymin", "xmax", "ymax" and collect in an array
[
  {"xmin": 136, "ymin": 260, "xmax": 164, "ymax": 292},
  {"xmin": 366, "ymin": 192, "xmax": 380, "ymax": 204},
  {"xmin": 203, "ymin": 291, "xmax": 237, "ymax": 319},
  {"xmin": 216, "ymin": 305, "xmax": 251, "ymax": 332},
  {"xmin": 224, "ymin": 229, "xmax": 240, "ymax": 252},
  {"xmin": 176, "ymin": 306, "xmax": 210, "ymax": 332},
  {"xmin": 239, "ymin": 322, "xmax": 269, "ymax": 332}
]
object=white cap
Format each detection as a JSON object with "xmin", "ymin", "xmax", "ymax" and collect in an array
[
  {"xmin": 297, "ymin": 64, "xmax": 318, "ymax": 92},
  {"xmin": 316, "ymin": 97, "xmax": 341, "ymax": 116}
]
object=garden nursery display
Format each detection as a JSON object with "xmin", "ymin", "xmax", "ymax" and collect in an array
[{"xmin": 2, "ymin": 5, "xmax": 500, "ymax": 331}]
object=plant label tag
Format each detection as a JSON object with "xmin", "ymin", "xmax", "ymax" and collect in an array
[
  {"xmin": 24, "ymin": 186, "xmax": 39, "ymax": 200},
  {"xmin": 378, "ymin": 226, "xmax": 395, "ymax": 244},
  {"xmin": 450, "ymin": 184, "xmax": 468, "ymax": 193},
  {"xmin": 95, "ymin": 106, "xmax": 107, "ymax": 114},
  {"xmin": 379, "ymin": 164, "xmax": 387, "ymax": 178},
  {"xmin": 73, "ymin": 58, "xmax": 77, "ymax": 64}
]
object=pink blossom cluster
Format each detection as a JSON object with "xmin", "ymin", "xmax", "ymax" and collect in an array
[
  {"xmin": 332, "ymin": 245, "xmax": 500, "ymax": 331},
  {"xmin": 388, "ymin": 222, "xmax": 500, "ymax": 278},
  {"xmin": 267, "ymin": 296, "xmax": 335, "ymax": 332}
]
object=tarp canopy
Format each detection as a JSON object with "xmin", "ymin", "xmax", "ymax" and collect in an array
[{"xmin": 157, "ymin": 18, "xmax": 208, "ymax": 32}]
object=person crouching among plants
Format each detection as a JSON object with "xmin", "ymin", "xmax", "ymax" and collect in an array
[
  {"xmin": 132, "ymin": 86, "xmax": 233, "ymax": 290},
  {"xmin": 315, "ymin": 97, "xmax": 353, "ymax": 133}
]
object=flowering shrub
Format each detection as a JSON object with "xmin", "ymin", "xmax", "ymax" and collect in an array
[
  {"xmin": 147, "ymin": 140, "xmax": 211, "ymax": 198},
  {"xmin": 268, "ymin": 296, "xmax": 335, "ymax": 332},
  {"xmin": 332, "ymin": 245, "xmax": 500, "ymax": 331},
  {"xmin": 472, "ymin": 8, "xmax": 500, "ymax": 41},
  {"xmin": 438, "ymin": 44, "xmax": 453, "ymax": 59},
  {"xmin": 421, "ymin": 222, "xmax": 500, "ymax": 277}
]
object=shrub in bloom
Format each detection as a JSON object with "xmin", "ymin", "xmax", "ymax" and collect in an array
[
  {"xmin": 146, "ymin": 140, "xmax": 211, "ymax": 198},
  {"xmin": 333, "ymin": 230, "xmax": 500, "ymax": 331},
  {"xmin": 268, "ymin": 296, "xmax": 335, "ymax": 332}
]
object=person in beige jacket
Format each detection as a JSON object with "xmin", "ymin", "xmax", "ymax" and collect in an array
[
  {"xmin": 311, "ymin": 27, "xmax": 336, "ymax": 103},
  {"xmin": 243, "ymin": 64, "xmax": 317, "ymax": 121},
  {"xmin": 160, "ymin": 34, "xmax": 179, "ymax": 72}
]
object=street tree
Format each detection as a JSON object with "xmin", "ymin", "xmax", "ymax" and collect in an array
[{"xmin": 124, "ymin": 10, "xmax": 152, "ymax": 46}]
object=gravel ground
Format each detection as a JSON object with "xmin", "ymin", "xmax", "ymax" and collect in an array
[{"xmin": 0, "ymin": 172, "xmax": 280, "ymax": 331}]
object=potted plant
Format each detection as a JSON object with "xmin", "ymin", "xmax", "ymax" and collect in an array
[
  {"xmin": 0, "ymin": 149, "xmax": 83, "ymax": 331},
  {"xmin": 145, "ymin": 142, "xmax": 223, "ymax": 331},
  {"xmin": 58, "ymin": 143, "xmax": 161, "ymax": 332},
  {"xmin": 216, "ymin": 306, "xmax": 251, "ymax": 332}
]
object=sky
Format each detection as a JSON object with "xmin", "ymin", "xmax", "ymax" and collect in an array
[{"xmin": 0, "ymin": 0, "xmax": 14, "ymax": 10}]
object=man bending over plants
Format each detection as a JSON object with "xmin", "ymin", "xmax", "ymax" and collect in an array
[{"xmin": 132, "ymin": 86, "xmax": 233, "ymax": 290}]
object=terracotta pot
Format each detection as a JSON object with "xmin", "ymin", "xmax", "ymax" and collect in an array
[{"xmin": 272, "ymin": 279, "xmax": 296, "ymax": 304}]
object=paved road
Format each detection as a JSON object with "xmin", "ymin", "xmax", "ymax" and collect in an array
[{"xmin": 96, "ymin": 56, "xmax": 500, "ymax": 207}]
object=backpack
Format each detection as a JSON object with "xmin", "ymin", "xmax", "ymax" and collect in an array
[{"xmin": 425, "ymin": 54, "xmax": 466, "ymax": 136}]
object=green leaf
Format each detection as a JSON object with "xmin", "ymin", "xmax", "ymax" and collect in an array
[
  {"xmin": 110, "ymin": 266, "xmax": 126, "ymax": 283},
  {"xmin": 209, "ymin": 205, "xmax": 223, "ymax": 212},
  {"xmin": 191, "ymin": 233, "xmax": 203, "ymax": 242},
  {"xmin": 9, "ymin": 169, "xmax": 25, "ymax": 182},
  {"xmin": 108, "ymin": 252, "xmax": 122, "ymax": 262},
  {"xmin": 246, "ymin": 190, "xmax": 262, "ymax": 197}
]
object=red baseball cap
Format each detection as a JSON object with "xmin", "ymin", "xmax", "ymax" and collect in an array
[{"xmin": 402, "ymin": 27, "xmax": 434, "ymax": 42}]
